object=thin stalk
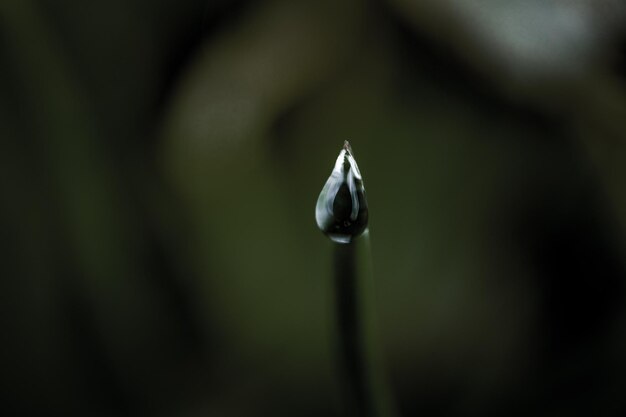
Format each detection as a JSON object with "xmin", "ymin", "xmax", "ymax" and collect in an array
[
  {"xmin": 332, "ymin": 234, "xmax": 396, "ymax": 417},
  {"xmin": 333, "ymin": 240, "xmax": 374, "ymax": 417}
]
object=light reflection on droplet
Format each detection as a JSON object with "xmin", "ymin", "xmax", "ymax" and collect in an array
[{"xmin": 315, "ymin": 141, "xmax": 369, "ymax": 244}]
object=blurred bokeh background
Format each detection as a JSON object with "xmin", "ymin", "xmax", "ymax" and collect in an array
[{"xmin": 2, "ymin": 0, "xmax": 626, "ymax": 416}]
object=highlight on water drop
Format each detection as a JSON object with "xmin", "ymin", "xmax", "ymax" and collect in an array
[{"xmin": 315, "ymin": 141, "xmax": 369, "ymax": 244}]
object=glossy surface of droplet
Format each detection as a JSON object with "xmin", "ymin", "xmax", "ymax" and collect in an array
[{"xmin": 316, "ymin": 141, "xmax": 369, "ymax": 244}]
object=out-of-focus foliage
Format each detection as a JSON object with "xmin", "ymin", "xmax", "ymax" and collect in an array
[{"xmin": 1, "ymin": 0, "xmax": 626, "ymax": 416}]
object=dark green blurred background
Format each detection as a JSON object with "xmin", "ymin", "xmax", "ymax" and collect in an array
[{"xmin": 2, "ymin": 0, "xmax": 626, "ymax": 416}]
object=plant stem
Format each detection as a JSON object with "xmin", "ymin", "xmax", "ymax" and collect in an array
[{"xmin": 333, "ymin": 242, "xmax": 378, "ymax": 417}]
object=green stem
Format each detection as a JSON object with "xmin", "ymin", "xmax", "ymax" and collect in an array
[{"xmin": 334, "ymin": 241, "xmax": 372, "ymax": 417}]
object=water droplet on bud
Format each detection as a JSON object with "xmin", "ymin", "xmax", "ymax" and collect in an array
[{"xmin": 315, "ymin": 141, "xmax": 369, "ymax": 244}]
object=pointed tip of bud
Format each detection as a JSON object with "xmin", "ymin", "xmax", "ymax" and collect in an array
[{"xmin": 343, "ymin": 140, "xmax": 352, "ymax": 153}]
